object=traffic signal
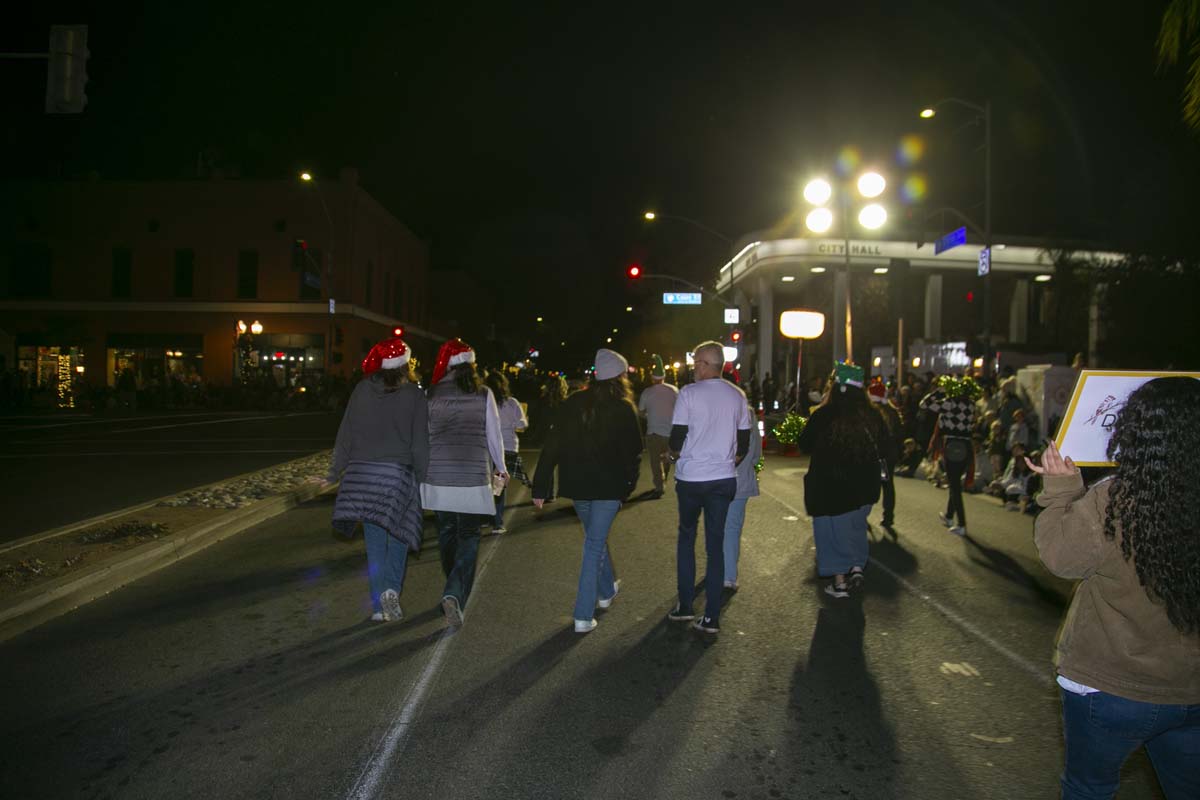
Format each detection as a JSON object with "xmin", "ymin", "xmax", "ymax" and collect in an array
[
  {"xmin": 966, "ymin": 290, "xmax": 975, "ymax": 303},
  {"xmin": 627, "ymin": 264, "xmax": 642, "ymax": 279},
  {"xmin": 392, "ymin": 326, "xmax": 404, "ymax": 337},
  {"xmin": 334, "ymin": 327, "xmax": 344, "ymax": 346},
  {"xmin": 45, "ymin": 25, "xmax": 89, "ymax": 114},
  {"xmin": 730, "ymin": 329, "xmax": 742, "ymax": 343}
]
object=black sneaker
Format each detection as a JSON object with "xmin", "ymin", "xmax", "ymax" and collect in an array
[
  {"xmin": 667, "ymin": 605, "xmax": 695, "ymax": 622},
  {"xmin": 692, "ymin": 616, "xmax": 719, "ymax": 634},
  {"xmin": 848, "ymin": 567, "xmax": 865, "ymax": 588}
]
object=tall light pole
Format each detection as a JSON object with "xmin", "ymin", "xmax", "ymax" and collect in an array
[
  {"xmin": 301, "ymin": 172, "xmax": 336, "ymax": 374},
  {"xmin": 802, "ymin": 172, "xmax": 888, "ymax": 365},
  {"xmin": 920, "ymin": 98, "xmax": 992, "ymax": 372}
]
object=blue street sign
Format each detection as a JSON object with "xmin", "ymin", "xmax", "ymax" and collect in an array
[
  {"xmin": 934, "ymin": 227, "xmax": 967, "ymax": 255},
  {"xmin": 978, "ymin": 246, "xmax": 991, "ymax": 277},
  {"xmin": 663, "ymin": 292, "xmax": 703, "ymax": 305}
]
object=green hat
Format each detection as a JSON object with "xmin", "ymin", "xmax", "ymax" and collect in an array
[
  {"xmin": 651, "ymin": 354, "xmax": 665, "ymax": 378},
  {"xmin": 833, "ymin": 361, "xmax": 864, "ymax": 388}
]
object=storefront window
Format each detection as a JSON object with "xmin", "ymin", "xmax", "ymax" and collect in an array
[{"xmin": 17, "ymin": 345, "xmax": 85, "ymax": 408}]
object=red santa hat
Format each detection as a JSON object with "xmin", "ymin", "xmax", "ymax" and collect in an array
[
  {"xmin": 431, "ymin": 338, "xmax": 475, "ymax": 385},
  {"xmin": 362, "ymin": 337, "xmax": 410, "ymax": 376},
  {"xmin": 867, "ymin": 378, "xmax": 888, "ymax": 403}
]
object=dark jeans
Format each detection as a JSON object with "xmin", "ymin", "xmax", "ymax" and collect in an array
[
  {"xmin": 675, "ymin": 477, "xmax": 736, "ymax": 623},
  {"xmin": 1060, "ymin": 687, "xmax": 1200, "ymax": 799},
  {"xmin": 881, "ymin": 466, "xmax": 896, "ymax": 525},
  {"xmin": 435, "ymin": 511, "xmax": 483, "ymax": 607},
  {"xmin": 944, "ymin": 449, "xmax": 969, "ymax": 526}
]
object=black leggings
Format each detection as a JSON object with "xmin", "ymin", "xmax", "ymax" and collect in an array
[{"xmin": 944, "ymin": 454, "xmax": 968, "ymax": 526}]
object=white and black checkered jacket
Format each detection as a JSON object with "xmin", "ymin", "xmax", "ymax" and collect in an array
[{"xmin": 920, "ymin": 390, "xmax": 976, "ymax": 437}]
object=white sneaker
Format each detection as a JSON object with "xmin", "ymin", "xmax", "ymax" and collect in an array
[
  {"xmin": 370, "ymin": 612, "xmax": 386, "ymax": 622},
  {"xmin": 723, "ymin": 579, "xmax": 739, "ymax": 590},
  {"xmin": 574, "ymin": 618, "xmax": 598, "ymax": 634},
  {"xmin": 492, "ymin": 526, "xmax": 507, "ymax": 534},
  {"xmin": 597, "ymin": 580, "xmax": 621, "ymax": 609},
  {"xmin": 948, "ymin": 525, "xmax": 966, "ymax": 536},
  {"xmin": 937, "ymin": 512, "xmax": 953, "ymax": 528},
  {"xmin": 441, "ymin": 595, "xmax": 464, "ymax": 628},
  {"xmin": 380, "ymin": 589, "xmax": 403, "ymax": 622}
]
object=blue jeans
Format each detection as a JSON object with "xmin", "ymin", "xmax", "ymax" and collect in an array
[
  {"xmin": 435, "ymin": 512, "xmax": 483, "ymax": 607},
  {"xmin": 1060, "ymin": 687, "xmax": 1200, "ymax": 799},
  {"xmin": 676, "ymin": 477, "xmax": 736, "ymax": 623},
  {"xmin": 723, "ymin": 497, "xmax": 748, "ymax": 584},
  {"xmin": 812, "ymin": 505, "xmax": 871, "ymax": 577},
  {"xmin": 572, "ymin": 499, "xmax": 621, "ymax": 621},
  {"xmin": 364, "ymin": 522, "xmax": 409, "ymax": 612}
]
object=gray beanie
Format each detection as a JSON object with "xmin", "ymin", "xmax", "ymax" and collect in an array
[{"xmin": 594, "ymin": 348, "xmax": 629, "ymax": 380}]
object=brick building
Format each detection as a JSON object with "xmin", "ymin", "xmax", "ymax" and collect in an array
[{"xmin": 0, "ymin": 169, "xmax": 439, "ymax": 404}]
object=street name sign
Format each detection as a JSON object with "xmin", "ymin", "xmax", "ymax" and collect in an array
[
  {"xmin": 329, "ymin": 298, "xmax": 336, "ymax": 314},
  {"xmin": 934, "ymin": 227, "xmax": 966, "ymax": 255},
  {"xmin": 724, "ymin": 308, "xmax": 740, "ymax": 323},
  {"xmin": 1055, "ymin": 370, "xmax": 1200, "ymax": 466},
  {"xmin": 978, "ymin": 247, "xmax": 991, "ymax": 277},
  {"xmin": 663, "ymin": 292, "xmax": 702, "ymax": 305}
]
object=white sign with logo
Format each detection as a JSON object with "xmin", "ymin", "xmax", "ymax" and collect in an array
[
  {"xmin": 724, "ymin": 308, "xmax": 740, "ymax": 324},
  {"xmin": 328, "ymin": 298, "xmax": 336, "ymax": 314},
  {"xmin": 977, "ymin": 247, "xmax": 991, "ymax": 277},
  {"xmin": 1055, "ymin": 370, "xmax": 1200, "ymax": 466}
]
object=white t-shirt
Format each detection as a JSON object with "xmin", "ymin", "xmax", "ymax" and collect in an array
[
  {"xmin": 497, "ymin": 396, "xmax": 528, "ymax": 452},
  {"xmin": 638, "ymin": 382, "xmax": 679, "ymax": 436},
  {"xmin": 671, "ymin": 378, "xmax": 753, "ymax": 482}
]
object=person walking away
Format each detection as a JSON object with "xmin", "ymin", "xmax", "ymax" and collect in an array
[
  {"xmin": 420, "ymin": 339, "xmax": 508, "ymax": 628},
  {"xmin": 324, "ymin": 337, "xmax": 429, "ymax": 622},
  {"xmin": 666, "ymin": 341, "xmax": 753, "ymax": 634},
  {"xmin": 638, "ymin": 354, "xmax": 679, "ymax": 499},
  {"xmin": 920, "ymin": 375, "xmax": 979, "ymax": 536},
  {"xmin": 485, "ymin": 370, "xmax": 528, "ymax": 534},
  {"xmin": 868, "ymin": 378, "xmax": 903, "ymax": 531},
  {"xmin": 797, "ymin": 363, "xmax": 888, "ymax": 598},
  {"xmin": 532, "ymin": 349, "xmax": 643, "ymax": 633},
  {"xmin": 1030, "ymin": 377, "xmax": 1200, "ymax": 800},
  {"xmin": 721, "ymin": 367, "xmax": 762, "ymax": 591}
]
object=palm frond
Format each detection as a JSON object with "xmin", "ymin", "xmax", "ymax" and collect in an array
[{"xmin": 1156, "ymin": 0, "xmax": 1200, "ymax": 70}]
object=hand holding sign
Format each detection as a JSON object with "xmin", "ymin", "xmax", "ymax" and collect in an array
[{"xmin": 1025, "ymin": 440, "xmax": 1076, "ymax": 477}]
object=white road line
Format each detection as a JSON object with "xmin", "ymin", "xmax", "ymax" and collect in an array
[
  {"xmin": 0, "ymin": 412, "xmax": 231, "ymax": 431},
  {"xmin": 96, "ymin": 412, "xmax": 325, "ymax": 435},
  {"xmin": 345, "ymin": 484, "xmax": 522, "ymax": 800},
  {"xmin": 759, "ymin": 486, "xmax": 1050, "ymax": 685},
  {"xmin": 0, "ymin": 449, "xmax": 321, "ymax": 458}
]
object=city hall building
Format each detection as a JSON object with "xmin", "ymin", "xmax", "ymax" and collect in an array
[{"xmin": 1, "ymin": 169, "xmax": 438, "ymax": 406}]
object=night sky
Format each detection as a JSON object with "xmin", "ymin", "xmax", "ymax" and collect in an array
[{"xmin": 4, "ymin": 0, "xmax": 1198, "ymax": 352}]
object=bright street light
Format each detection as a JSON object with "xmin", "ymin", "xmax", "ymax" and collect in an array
[
  {"xmin": 858, "ymin": 203, "xmax": 888, "ymax": 230},
  {"xmin": 236, "ymin": 320, "xmax": 248, "ymax": 335},
  {"xmin": 300, "ymin": 172, "xmax": 313, "ymax": 182},
  {"xmin": 250, "ymin": 320, "xmax": 263, "ymax": 335},
  {"xmin": 857, "ymin": 171, "xmax": 886, "ymax": 198},
  {"xmin": 1035, "ymin": 274, "xmax": 1052, "ymax": 282},
  {"xmin": 606, "ymin": 337, "xmax": 612, "ymax": 343},
  {"xmin": 625, "ymin": 306, "xmax": 633, "ymax": 312},
  {"xmin": 805, "ymin": 207, "xmax": 833, "ymax": 233},
  {"xmin": 919, "ymin": 108, "xmax": 936, "ymax": 119},
  {"xmin": 643, "ymin": 211, "xmax": 656, "ymax": 220},
  {"xmin": 536, "ymin": 316, "xmax": 544, "ymax": 322},
  {"xmin": 803, "ymin": 178, "xmax": 832, "ymax": 206}
]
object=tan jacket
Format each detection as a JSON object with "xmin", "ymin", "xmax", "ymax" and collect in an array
[{"xmin": 1035, "ymin": 472, "xmax": 1200, "ymax": 704}]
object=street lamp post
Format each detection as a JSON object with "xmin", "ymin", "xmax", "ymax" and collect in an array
[
  {"xmin": 779, "ymin": 309, "xmax": 826, "ymax": 412},
  {"xmin": 301, "ymin": 171, "xmax": 337, "ymax": 374},
  {"xmin": 920, "ymin": 98, "xmax": 993, "ymax": 373},
  {"xmin": 802, "ymin": 172, "xmax": 887, "ymax": 365}
]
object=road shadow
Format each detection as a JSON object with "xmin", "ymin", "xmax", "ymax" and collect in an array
[
  {"xmin": 783, "ymin": 602, "xmax": 911, "ymax": 796},
  {"xmin": 962, "ymin": 534, "xmax": 1067, "ymax": 610}
]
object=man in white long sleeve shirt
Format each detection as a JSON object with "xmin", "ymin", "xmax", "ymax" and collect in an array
[{"xmin": 638, "ymin": 355, "xmax": 678, "ymax": 498}]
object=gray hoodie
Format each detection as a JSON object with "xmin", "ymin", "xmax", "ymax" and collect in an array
[{"xmin": 327, "ymin": 375, "xmax": 430, "ymax": 482}]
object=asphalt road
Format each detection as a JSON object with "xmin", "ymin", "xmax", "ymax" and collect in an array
[
  {"xmin": 0, "ymin": 452, "xmax": 1166, "ymax": 799},
  {"xmin": 0, "ymin": 411, "xmax": 341, "ymax": 542}
]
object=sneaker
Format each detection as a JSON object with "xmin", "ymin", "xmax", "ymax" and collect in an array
[
  {"xmin": 948, "ymin": 525, "xmax": 966, "ymax": 537},
  {"xmin": 492, "ymin": 525, "xmax": 508, "ymax": 534},
  {"xmin": 937, "ymin": 512, "xmax": 953, "ymax": 528},
  {"xmin": 380, "ymin": 589, "xmax": 403, "ymax": 622},
  {"xmin": 824, "ymin": 582, "xmax": 850, "ymax": 599},
  {"xmin": 848, "ymin": 567, "xmax": 865, "ymax": 588},
  {"xmin": 692, "ymin": 616, "xmax": 720, "ymax": 634},
  {"xmin": 597, "ymin": 580, "xmax": 621, "ymax": 609},
  {"xmin": 723, "ymin": 579, "xmax": 739, "ymax": 591},
  {"xmin": 667, "ymin": 605, "xmax": 696, "ymax": 622},
  {"xmin": 370, "ymin": 612, "xmax": 386, "ymax": 622},
  {"xmin": 441, "ymin": 595, "xmax": 464, "ymax": 628},
  {"xmin": 574, "ymin": 618, "xmax": 598, "ymax": 634}
]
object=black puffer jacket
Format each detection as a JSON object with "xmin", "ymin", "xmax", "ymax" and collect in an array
[
  {"xmin": 532, "ymin": 392, "xmax": 643, "ymax": 501},
  {"xmin": 797, "ymin": 402, "xmax": 888, "ymax": 517}
]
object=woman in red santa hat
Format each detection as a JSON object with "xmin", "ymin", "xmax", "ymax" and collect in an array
[
  {"xmin": 420, "ymin": 338, "xmax": 508, "ymax": 627},
  {"xmin": 324, "ymin": 336, "xmax": 429, "ymax": 623}
]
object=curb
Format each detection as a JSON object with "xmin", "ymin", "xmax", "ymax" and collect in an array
[{"xmin": 0, "ymin": 482, "xmax": 330, "ymax": 644}]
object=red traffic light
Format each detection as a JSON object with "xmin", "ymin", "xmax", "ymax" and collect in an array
[
  {"xmin": 294, "ymin": 239, "xmax": 308, "ymax": 250},
  {"xmin": 966, "ymin": 290, "xmax": 975, "ymax": 303},
  {"xmin": 392, "ymin": 326, "xmax": 404, "ymax": 337},
  {"xmin": 627, "ymin": 264, "xmax": 642, "ymax": 279},
  {"xmin": 731, "ymin": 329, "xmax": 742, "ymax": 342}
]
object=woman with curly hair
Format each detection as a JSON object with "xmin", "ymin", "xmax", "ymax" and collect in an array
[{"xmin": 1031, "ymin": 377, "xmax": 1200, "ymax": 799}]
